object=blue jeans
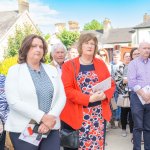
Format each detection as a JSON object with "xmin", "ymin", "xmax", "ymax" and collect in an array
[
  {"xmin": 130, "ymin": 91, "xmax": 150, "ymax": 150},
  {"xmin": 112, "ymin": 90, "xmax": 121, "ymax": 121}
]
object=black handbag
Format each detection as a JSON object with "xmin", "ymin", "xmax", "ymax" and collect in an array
[
  {"xmin": 60, "ymin": 61, "xmax": 79, "ymax": 149},
  {"xmin": 60, "ymin": 129, "xmax": 79, "ymax": 149}
]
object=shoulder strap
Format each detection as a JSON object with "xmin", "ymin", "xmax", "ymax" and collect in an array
[{"xmin": 71, "ymin": 61, "xmax": 77, "ymax": 80}]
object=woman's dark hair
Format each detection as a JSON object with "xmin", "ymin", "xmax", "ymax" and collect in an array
[
  {"xmin": 18, "ymin": 34, "xmax": 48, "ymax": 64},
  {"xmin": 130, "ymin": 47, "xmax": 138, "ymax": 60},
  {"xmin": 123, "ymin": 52, "xmax": 130, "ymax": 59},
  {"xmin": 77, "ymin": 33, "xmax": 98, "ymax": 56}
]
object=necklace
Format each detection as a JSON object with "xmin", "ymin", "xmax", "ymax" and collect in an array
[{"xmin": 79, "ymin": 57, "xmax": 93, "ymax": 65}]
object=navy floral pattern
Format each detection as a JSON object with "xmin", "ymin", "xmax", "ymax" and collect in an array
[{"xmin": 77, "ymin": 65, "xmax": 105, "ymax": 150}]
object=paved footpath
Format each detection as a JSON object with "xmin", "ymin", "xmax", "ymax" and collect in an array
[
  {"xmin": 105, "ymin": 127, "xmax": 144, "ymax": 150},
  {"xmin": 61, "ymin": 126, "xmax": 144, "ymax": 150}
]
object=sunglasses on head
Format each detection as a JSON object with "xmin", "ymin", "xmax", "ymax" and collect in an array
[{"xmin": 100, "ymin": 54, "xmax": 106, "ymax": 57}]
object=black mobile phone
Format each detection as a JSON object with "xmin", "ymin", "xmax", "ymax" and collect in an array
[{"xmin": 33, "ymin": 123, "xmax": 40, "ymax": 133}]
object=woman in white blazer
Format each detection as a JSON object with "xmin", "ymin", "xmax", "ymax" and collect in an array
[{"xmin": 5, "ymin": 34, "xmax": 66, "ymax": 150}]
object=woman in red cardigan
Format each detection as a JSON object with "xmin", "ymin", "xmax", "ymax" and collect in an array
[{"xmin": 61, "ymin": 33, "xmax": 115, "ymax": 150}]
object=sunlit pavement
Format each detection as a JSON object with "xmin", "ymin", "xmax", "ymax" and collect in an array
[
  {"xmin": 60, "ymin": 126, "xmax": 144, "ymax": 150},
  {"xmin": 105, "ymin": 126, "xmax": 144, "ymax": 150}
]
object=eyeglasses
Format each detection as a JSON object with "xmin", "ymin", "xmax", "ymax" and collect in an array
[
  {"xmin": 133, "ymin": 53, "xmax": 140, "ymax": 56},
  {"xmin": 83, "ymin": 42, "xmax": 96, "ymax": 47}
]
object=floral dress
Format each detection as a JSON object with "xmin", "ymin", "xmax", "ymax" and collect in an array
[
  {"xmin": 0, "ymin": 74, "xmax": 9, "ymax": 123},
  {"xmin": 77, "ymin": 64, "xmax": 105, "ymax": 150}
]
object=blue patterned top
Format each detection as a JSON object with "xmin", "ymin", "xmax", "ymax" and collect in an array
[
  {"xmin": 0, "ymin": 74, "xmax": 9, "ymax": 123},
  {"xmin": 77, "ymin": 64, "xmax": 100, "ymax": 107},
  {"xmin": 28, "ymin": 65, "xmax": 54, "ymax": 113}
]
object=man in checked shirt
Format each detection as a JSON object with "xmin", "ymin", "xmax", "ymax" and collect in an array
[{"xmin": 128, "ymin": 42, "xmax": 150, "ymax": 150}]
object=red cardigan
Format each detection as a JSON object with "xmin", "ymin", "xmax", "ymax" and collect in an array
[{"xmin": 60, "ymin": 57, "xmax": 115, "ymax": 129}]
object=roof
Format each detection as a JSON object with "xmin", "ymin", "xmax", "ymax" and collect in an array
[
  {"xmin": 134, "ymin": 20, "xmax": 150, "ymax": 29},
  {"xmin": 0, "ymin": 11, "xmax": 19, "ymax": 38},
  {"xmin": 80, "ymin": 30, "xmax": 103, "ymax": 42},
  {"xmin": 102, "ymin": 27, "xmax": 132, "ymax": 44}
]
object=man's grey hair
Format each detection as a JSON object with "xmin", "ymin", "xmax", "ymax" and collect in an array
[
  {"xmin": 139, "ymin": 41, "xmax": 150, "ymax": 48},
  {"xmin": 51, "ymin": 43, "xmax": 67, "ymax": 56}
]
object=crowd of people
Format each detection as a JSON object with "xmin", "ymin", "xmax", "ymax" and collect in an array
[{"xmin": 0, "ymin": 33, "xmax": 150, "ymax": 150}]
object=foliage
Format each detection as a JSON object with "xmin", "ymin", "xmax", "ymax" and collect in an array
[
  {"xmin": 0, "ymin": 54, "xmax": 52, "ymax": 75},
  {"xmin": 44, "ymin": 33, "xmax": 51, "ymax": 42},
  {"xmin": 0, "ymin": 56, "xmax": 18, "ymax": 75},
  {"xmin": 0, "ymin": 55, "xmax": 51, "ymax": 76},
  {"xmin": 45, "ymin": 54, "xmax": 51, "ymax": 64},
  {"xmin": 83, "ymin": 19, "xmax": 103, "ymax": 30},
  {"xmin": 57, "ymin": 30, "xmax": 80, "ymax": 49},
  {"xmin": 5, "ymin": 24, "xmax": 41, "ymax": 58}
]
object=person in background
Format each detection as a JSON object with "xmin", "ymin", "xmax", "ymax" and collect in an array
[
  {"xmin": 110, "ymin": 50, "xmax": 123, "ymax": 128},
  {"xmin": 50, "ymin": 43, "xmax": 67, "ymax": 75},
  {"xmin": 130, "ymin": 48, "xmax": 140, "ymax": 60},
  {"xmin": 115, "ymin": 52, "xmax": 133, "ymax": 137},
  {"xmin": 0, "ymin": 74, "xmax": 9, "ymax": 150},
  {"xmin": 111, "ymin": 50, "xmax": 123, "ymax": 77},
  {"xmin": 5, "ymin": 34, "xmax": 66, "ymax": 150},
  {"xmin": 128, "ymin": 42, "xmax": 150, "ymax": 150},
  {"xmin": 67, "ymin": 45, "xmax": 79, "ymax": 60},
  {"xmin": 97, "ymin": 48, "xmax": 111, "ymax": 72},
  {"xmin": 61, "ymin": 33, "xmax": 115, "ymax": 150},
  {"xmin": 96, "ymin": 48, "xmax": 112, "ymax": 132},
  {"xmin": 129, "ymin": 47, "xmax": 140, "ymax": 143}
]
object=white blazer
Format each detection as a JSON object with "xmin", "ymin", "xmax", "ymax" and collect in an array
[{"xmin": 5, "ymin": 63, "xmax": 66, "ymax": 132}]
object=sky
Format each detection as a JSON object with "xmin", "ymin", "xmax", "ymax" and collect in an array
[{"xmin": 1, "ymin": 0, "xmax": 150, "ymax": 34}]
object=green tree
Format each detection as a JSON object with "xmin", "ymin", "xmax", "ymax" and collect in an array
[
  {"xmin": 83, "ymin": 19, "xmax": 103, "ymax": 30},
  {"xmin": 57, "ymin": 30, "xmax": 80, "ymax": 49},
  {"xmin": 5, "ymin": 24, "xmax": 41, "ymax": 57},
  {"xmin": 44, "ymin": 33, "xmax": 51, "ymax": 42}
]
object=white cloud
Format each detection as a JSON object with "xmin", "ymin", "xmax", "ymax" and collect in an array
[
  {"xmin": 29, "ymin": 1, "xmax": 62, "ymax": 33},
  {"xmin": 0, "ymin": 0, "xmax": 18, "ymax": 11},
  {"xmin": 30, "ymin": 1, "xmax": 60, "ymax": 26},
  {"xmin": 0, "ymin": 0, "xmax": 62, "ymax": 33},
  {"xmin": 30, "ymin": 2, "xmax": 58, "ymax": 15}
]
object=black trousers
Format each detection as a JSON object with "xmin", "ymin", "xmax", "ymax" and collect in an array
[
  {"xmin": 121, "ymin": 107, "xmax": 133, "ymax": 133},
  {"xmin": 0, "ymin": 131, "xmax": 6, "ymax": 150}
]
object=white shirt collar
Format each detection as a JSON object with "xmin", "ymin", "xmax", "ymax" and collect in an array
[{"xmin": 53, "ymin": 60, "xmax": 62, "ymax": 75}]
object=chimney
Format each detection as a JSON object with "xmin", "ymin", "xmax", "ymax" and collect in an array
[
  {"xmin": 103, "ymin": 18, "xmax": 111, "ymax": 33},
  {"xmin": 18, "ymin": 0, "xmax": 29, "ymax": 14},
  {"xmin": 68, "ymin": 21, "xmax": 79, "ymax": 32},
  {"xmin": 143, "ymin": 13, "xmax": 150, "ymax": 22},
  {"xmin": 55, "ymin": 23, "xmax": 66, "ymax": 33}
]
